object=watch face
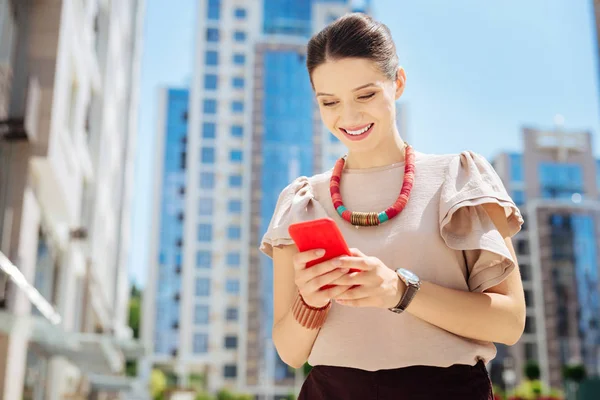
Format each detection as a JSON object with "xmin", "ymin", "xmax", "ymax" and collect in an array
[{"xmin": 398, "ymin": 268, "xmax": 419, "ymax": 285}]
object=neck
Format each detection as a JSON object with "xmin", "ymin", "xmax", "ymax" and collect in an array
[{"xmin": 344, "ymin": 131, "xmax": 406, "ymax": 170}]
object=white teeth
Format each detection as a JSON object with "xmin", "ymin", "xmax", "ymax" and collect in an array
[{"xmin": 345, "ymin": 124, "xmax": 372, "ymax": 135}]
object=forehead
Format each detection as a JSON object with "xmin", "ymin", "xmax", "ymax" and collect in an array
[{"xmin": 311, "ymin": 58, "xmax": 387, "ymax": 94}]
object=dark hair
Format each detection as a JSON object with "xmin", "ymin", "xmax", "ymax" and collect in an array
[{"xmin": 306, "ymin": 13, "xmax": 399, "ymax": 86}]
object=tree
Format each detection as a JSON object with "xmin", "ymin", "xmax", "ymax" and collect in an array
[
  {"xmin": 524, "ymin": 361, "xmax": 541, "ymax": 381},
  {"xmin": 150, "ymin": 369, "xmax": 167, "ymax": 400},
  {"xmin": 126, "ymin": 284, "xmax": 142, "ymax": 376},
  {"xmin": 302, "ymin": 362, "xmax": 312, "ymax": 377}
]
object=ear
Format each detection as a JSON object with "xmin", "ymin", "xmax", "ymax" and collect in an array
[{"xmin": 394, "ymin": 67, "xmax": 406, "ymax": 100}]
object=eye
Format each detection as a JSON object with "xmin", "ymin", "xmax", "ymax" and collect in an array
[
  {"xmin": 322, "ymin": 101, "xmax": 338, "ymax": 107},
  {"xmin": 358, "ymin": 93, "xmax": 376, "ymax": 100}
]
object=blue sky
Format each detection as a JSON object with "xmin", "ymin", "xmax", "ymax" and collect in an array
[{"xmin": 129, "ymin": 0, "xmax": 600, "ymax": 286}]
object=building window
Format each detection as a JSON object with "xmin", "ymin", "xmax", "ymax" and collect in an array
[
  {"xmin": 226, "ymin": 308, "xmax": 238, "ymax": 321},
  {"xmin": 228, "ymin": 200, "xmax": 242, "ymax": 213},
  {"xmin": 195, "ymin": 278, "xmax": 211, "ymax": 296},
  {"xmin": 206, "ymin": 28, "xmax": 219, "ymax": 42},
  {"xmin": 196, "ymin": 251, "xmax": 211, "ymax": 269},
  {"xmin": 203, "ymin": 99, "xmax": 217, "ymax": 114},
  {"xmin": 226, "ymin": 252, "xmax": 240, "ymax": 267},
  {"xmin": 232, "ymin": 77, "xmax": 245, "ymax": 89},
  {"xmin": 203, "ymin": 122, "xmax": 216, "ymax": 139},
  {"xmin": 226, "ymin": 279, "xmax": 240, "ymax": 294},
  {"xmin": 223, "ymin": 365, "xmax": 237, "ymax": 378},
  {"xmin": 524, "ymin": 289, "xmax": 534, "ymax": 307},
  {"xmin": 201, "ymin": 147, "xmax": 215, "ymax": 164},
  {"xmin": 227, "ymin": 225, "xmax": 241, "ymax": 240},
  {"xmin": 520, "ymin": 263, "xmax": 531, "ymax": 281},
  {"xmin": 229, "ymin": 175, "xmax": 242, "ymax": 187},
  {"xmin": 206, "ymin": 50, "xmax": 218, "ymax": 66},
  {"xmin": 230, "ymin": 150, "xmax": 243, "ymax": 162},
  {"xmin": 231, "ymin": 101, "xmax": 244, "ymax": 113},
  {"xmin": 199, "ymin": 198, "xmax": 213, "ymax": 216},
  {"xmin": 207, "ymin": 0, "xmax": 220, "ymax": 20},
  {"xmin": 233, "ymin": 53, "xmax": 245, "ymax": 65},
  {"xmin": 197, "ymin": 224, "xmax": 212, "ymax": 242},
  {"xmin": 525, "ymin": 343, "xmax": 538, "ymax": 361},
  {"xmin": 231, "ymin": 125, "xmax": 243, "ymax": 137},
  {"xmin": 200, "ymin": 172, "xmax": 215, "ymax": 189},
  {"xmin": 234, "ymin": 8, "xmax": 246, "ymax": 19},
  {"xmin": 195, "ymin": 305, "xmax": 210, "ymax": 324},
  {"xmin": 193, "ymin": 333, "xmax": 209, "ymax": 353},
  {"xmin": 233, "ymin": 31, "xmax": 246, "ymax": 42},
  {"xmin": 204, "ymin": 74, "xmax": 218, "ymax": 90},
  {"xmin": 224, "ymin": 335, "xmax": 238, "ymax": 349},
  {"xmin": 512, "ymin": 189, "xmax": 525, "ymax": 206},
  {"xmin": 510, "ymin": 153, "xmax": 523, "ymax": 183},
  {"xmin": 525, "ymin": 316, "xmax": 536, "ymax": 334},
  {"xmin": 539, "ymin": 162, "xmax": 584, "ymax": 199},
  {"xmin": 516, "ymin": 239, "xmax": 530, "ymax": 255}
]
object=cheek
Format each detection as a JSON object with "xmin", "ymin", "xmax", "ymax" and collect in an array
[{"xmin": 319, "ymin": 108, "xmax": 338, "ymax": 130}]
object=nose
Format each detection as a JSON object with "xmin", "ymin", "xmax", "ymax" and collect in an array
[{"xmin": 339, "ymin": 102, "xmax": 362, "ymax": 128}]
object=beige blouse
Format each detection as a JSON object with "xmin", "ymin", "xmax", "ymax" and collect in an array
[{"xmin": 260, "ymin": 151, "xmax": 524, "ymax": 370}]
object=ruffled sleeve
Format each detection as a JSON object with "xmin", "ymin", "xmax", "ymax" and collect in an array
[
  {"xmin": 259, "ymin": 177, "xmax": 329, "ymax": 258},
  {"xmin": 439, "ymin": 151, "xmax": 524, "ymax": 292}
]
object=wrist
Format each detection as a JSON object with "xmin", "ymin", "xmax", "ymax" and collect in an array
[{"xmin": 388, "ymin": 273, "xmax": 406, "ymax": 309}]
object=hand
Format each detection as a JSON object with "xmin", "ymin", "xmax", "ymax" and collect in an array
[
  {"xmin": 331, "ymin": 248, "xmax": 405, "ymax": 309},
  {"xmin": 292, "ymin": 249, "xmax": 354, "ymax": 308}
]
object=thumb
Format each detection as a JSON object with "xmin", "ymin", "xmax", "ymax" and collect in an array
[{"xmin": 349, "ymin": 248, "xmax": 366, "ymax": 257}]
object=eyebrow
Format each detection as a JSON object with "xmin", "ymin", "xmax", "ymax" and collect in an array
[{"xmin": 316, "ymin": 82, "xmax": 377, "ymax": 97}]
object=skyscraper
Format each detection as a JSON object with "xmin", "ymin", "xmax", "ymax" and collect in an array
[
  {"xmin": 492, "ymin": 125, "xmax": 600, "ymax": 390},
  {"xmin": 142, "ymin": 1, "xmax": 377, "ymax": 398}
]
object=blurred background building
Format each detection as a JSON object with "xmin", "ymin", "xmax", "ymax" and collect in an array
[
  {"xmin": 0, "ymin": 0, "xmax": 146, "ymax": 398},
  {"xmin": 491, "ymin": 124, "xmax": 600, "ymax": 392}
]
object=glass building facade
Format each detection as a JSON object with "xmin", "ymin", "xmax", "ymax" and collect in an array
[
  {"xmin": 154, "ymin": 89, "xmax": 188, "ymax": 354},
  {"xmin": 260, "ymin": 50, "xmax": 314, "ymax": 380}
]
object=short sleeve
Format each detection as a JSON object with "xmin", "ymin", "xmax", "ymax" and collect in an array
[
  {"xmin": 259, "ymin": 177, "xmax": 329, "ymax": 258},
  {"xmin": 439, "ymin": 151, "xmax": 524, "ymax": 292}
]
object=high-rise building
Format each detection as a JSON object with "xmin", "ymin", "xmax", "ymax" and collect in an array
[
  {"xmin": 491, "ymin": 125, "xmax": 600, "ymax": 390},
  {"xmin": 0, "ymin": 0, "xmax": 146, "ymax": 398},
  {"xmin": 141, "ymin": 1, "xmax": 378, "ymax": 398}
]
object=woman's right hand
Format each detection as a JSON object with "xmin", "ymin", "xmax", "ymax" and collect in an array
[{"xmin": 292, "ymin": 249, "xmax": 352, "ymax": 308}]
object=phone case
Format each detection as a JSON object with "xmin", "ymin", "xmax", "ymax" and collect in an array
[{"xmin": 288, "ymin": 217, "xmax": 356, "ymax": 290}]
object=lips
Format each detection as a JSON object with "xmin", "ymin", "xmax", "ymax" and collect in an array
[{"xmin": 339, "ymin": 123, "xmax": 375, "ymax": 141}]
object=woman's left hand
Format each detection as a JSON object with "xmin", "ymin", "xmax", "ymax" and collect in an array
[{"xmin": 331, "ymin": 248, "xmax": 405, "ymax": 309}]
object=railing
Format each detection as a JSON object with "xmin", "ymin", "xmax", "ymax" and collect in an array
[{"xmin": 0, "ymin": 250, "xmax": 62, "ymax": 324}]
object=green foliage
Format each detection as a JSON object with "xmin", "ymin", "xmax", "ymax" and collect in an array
[
  {"xmin": 524, "ymin": 361, "xmax": 541, "ymax": 381},
  {"xmin": 302, "ymin": 362, "xmax": 313, "ymax": 377},
  {"xmin": 125, "ymin": 360, "xmax": 137, "ymax": 377},
  {"xmin": 195, "ymin": 393, "xmax": 216, "ymax": 400},
  {"xmin": 507, "ymin": 379, "xmax": 564, "ymax": 400},
  {"xmin": 128, "ymin": 284, "xmax": 141, "ymax": 339},
  {"xmin": 150, "ymin": 369, "xmax": 167, "ymax": 400},
  {"xmin": 562, "ymin": 364, "xmax": 587, "ymax": 383}
]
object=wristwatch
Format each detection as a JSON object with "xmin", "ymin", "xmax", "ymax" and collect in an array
[{"xmin": 389, "ymin": 268, "xmax": 421, "ymax": 314}]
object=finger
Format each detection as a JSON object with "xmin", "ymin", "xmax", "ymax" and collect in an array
[
  {"xmin": 305, "ymin": 268, "xmax": 350, "ymax": 293},
  {"xmin": 336, "ymin": 256, "xmax": 373, "ymax": 271},
  {"xmin": 349, "ymin": 248, "xmax": 367, "ymax": 257},
  {"xmin": 292, "ymin": 249, "xmax": 326, "ymax": 270},
  {"xmin": 296, "ymin": 257, "xmax": 349, "ymax": 284},
  {"xmin": 331, "ymin": 271, "xmax": 370, "ymax": 286}
]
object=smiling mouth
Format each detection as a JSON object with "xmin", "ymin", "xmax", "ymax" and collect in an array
[{"xmin": 339, "ymin": 123, "xmax": 375, "ymax": 141}]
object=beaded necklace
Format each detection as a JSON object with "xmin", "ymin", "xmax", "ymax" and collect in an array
[{"xmin": 329, "ymin": 143, "xmax": 415, "ymax": 227}]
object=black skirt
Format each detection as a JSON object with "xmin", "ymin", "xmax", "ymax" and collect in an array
[{"xmin": 298, "ymin": 360, "xmax": 494, "ymax": 400}]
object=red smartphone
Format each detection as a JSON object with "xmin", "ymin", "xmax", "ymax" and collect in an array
[{"xmin": 288, "ymin": 217, "xmax": 358, "ymax": 290}]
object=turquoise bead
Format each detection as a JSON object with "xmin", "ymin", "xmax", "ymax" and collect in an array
[
  {"xmin": 336, "ymin": 205, "xmax": 347, "ymax": 216},
  {"xmin": 378, "ymin": 212, "xmax": 388, "ymax": 223}
]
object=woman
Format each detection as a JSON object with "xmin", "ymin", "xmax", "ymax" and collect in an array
[{"xmin": 260, "ymin": 13, "xmax": 525, "ymax": 400}]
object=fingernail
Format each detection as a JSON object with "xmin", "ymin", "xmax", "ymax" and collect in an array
[
  {"xmin": 315, "ymin": 249, "xmax": 325, "ymax": 257},
  {"xmin": 331, "ymin": 259, "xmax": 341, "ymax": 267},
  {"xmin": 340, "ymin": 268, "xmax": 349, "ymax": 274}
]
